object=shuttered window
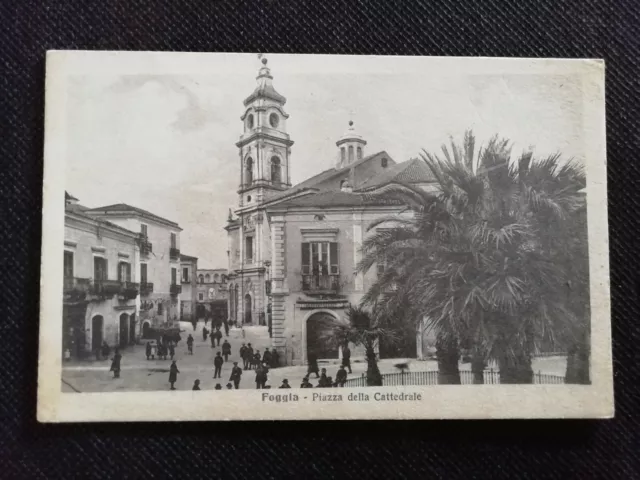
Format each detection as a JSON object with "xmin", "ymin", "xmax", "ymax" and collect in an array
[
  {"xmin": 140, "ymin": 263, "xmax": 147, "ymax": 284},
  {"xmin": 171, "ymin": 267, "xmax": 177, "ymax": 285},
  {"xmin": 94, "ymin": 257, "xmax": 107, "ymax": 280},
  {"xmin": 64, "ymin": 251, "xmax": 74, "ymax": 278},
  {"xmin": 301, "ymin": 242, "xmax": 339, "ymax": 275}
]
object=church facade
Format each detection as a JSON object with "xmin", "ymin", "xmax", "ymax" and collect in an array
[{"xmin": 226, "ymin": 58, "xmax": 435, "ymax": 366}]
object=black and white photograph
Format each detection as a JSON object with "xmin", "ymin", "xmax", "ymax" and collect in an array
[{"xmin": 37, "ymin": 52, "xmax": 612, "ymax": 421}]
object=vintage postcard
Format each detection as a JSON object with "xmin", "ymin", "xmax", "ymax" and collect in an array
[{"xmin": 38, "ymin": 51, "xmax": 612, "ymax": 422}]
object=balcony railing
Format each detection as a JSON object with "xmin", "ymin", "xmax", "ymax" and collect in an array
[
  {"xmin": 121, "ymin": 282, "xmax": 140, "ymax": 300},
  {"xmin": 170, "ymin": 247, "xmax": 180, "ymax": 261},
  {"xmin": 170, "ymin": 284, "xmax": 182, "ymax": 295},
  {"xmin": 63, "ymin": 277, "xmax": 92, "ymax": 293},
  {"xmin": 301, "ymin": 274, "xmax": 340, "ymax": 293},
  {"xmin": 91, "ymin": 279, "xmax": 124, "ymax": 296},
  {"xmin": 140, "ymin": 282, "xmax": 154, "ymax": 295},
  {"xmin": 138, "ymin": 234, "xmax": 153, "ymax": 256}
]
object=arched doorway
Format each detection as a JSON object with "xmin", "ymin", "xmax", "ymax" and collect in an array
[
  {"xmin": 244, "ymin": 294, "xmax": 252, "ymax": 324},
  {"xmin": 129, "ymin": 313, "xmax": 136, "ymax": 345},
  {"xmin": 142, "ymin": 321, "xmax": 151, "ymax": 339},
  {"xmin": 91, "ymin": 315, "xmax": 103, "ymax": 353},
  {"xmin": 306, "ymin": 311, "xmax": 339, "ymax": 360},
  {"xmin": 119, "ymin": 313, "xmax": 129, "ymax": 348}
]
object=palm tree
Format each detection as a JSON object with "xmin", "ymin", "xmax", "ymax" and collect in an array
[
  {"xmin": 321, "ymin": 306, "xmax": 398, "ymax": 386},
  {"xmin": 358, "ymin": 131, "xmax": 587, "ymax": 384}
]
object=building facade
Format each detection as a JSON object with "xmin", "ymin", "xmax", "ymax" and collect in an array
[
  {"xmin": 63, "ymin": 194, "xmax": 140, "ymax": 358},
  {"xmin": 180, "ymin": 254, "xmax": 198, "ymax": 322},
  {"xmin": 225, "ymin": 59, "xmax": 436, "ymax": 365},
  {"xmin": 85, "ymin": 203, "xmax": 183, "ymax": 338},
  {"xmin": 196, "ymin": 268, "xmax": 229, "ymax": 323}
]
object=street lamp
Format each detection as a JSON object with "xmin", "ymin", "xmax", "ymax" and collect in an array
[{"xmin": 394, "ymin": 361, "xmax": 410, "ymax": 386}]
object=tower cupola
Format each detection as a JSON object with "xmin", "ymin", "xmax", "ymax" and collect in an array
[{"xmin": 336, "ymin": 120, "xmax": 367, "ymax": 168}]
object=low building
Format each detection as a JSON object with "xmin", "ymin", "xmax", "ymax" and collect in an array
[
  {"xmin": 180, "ymin": 254, "xmax": 198, "ymax": 322},
  {"xmin": 85, "ymin": 203, "xmax": 183, "ymax": 339},
  {"xmin": 196, "ymin": 268, "xmax": 229, "ymax": 324},
  {"xmin": 63, "ymin": 193, "xmax": 140, "ymax": 359}
]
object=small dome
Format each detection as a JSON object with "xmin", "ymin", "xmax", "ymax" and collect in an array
[{"xmin": 336, "ymin": 120, "xmax": 366, "ymax": 147}]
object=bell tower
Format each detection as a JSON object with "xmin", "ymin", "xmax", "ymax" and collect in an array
[
  {"xmin": 336, "ymin": 120, "xmax": 366, "ymax": 168},
  {"xmin": 236, "ymin": 57, "xmax": 294, "ymax": 207}
]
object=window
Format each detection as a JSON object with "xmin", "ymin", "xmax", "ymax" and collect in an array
[
  {"xmin": 198, "ymin": 274, "xmax": 204, "ymax": 284},
  {"xmin": 301, "ymin": 242, "xmax": 339, "ymax": 276},
  {"xmin": 348, "ymin": 145, "xmax": 354, "ymax": 163},
  {"xmin": 204, "ymin": 274, "xmax": 210, "ymax": 283},
  {"xmin": 198, "ymin": 293, "xmax": 204, "ymax": 301},
  {"xmin": 182, "ymin": 267, "xmax": 189, "ymax": 283},
  {"xmin": 381, "ymin": 157, "xmax": 388, "ymax": 168},
  {"xmin": 170, "ymin": 233, "xmax": 177, "ymax": 249},
  {"xmin": 140, "ymin": 224, "xmax": 148, "ymax": 237},
  {"xmin": 247, "ymin": 195, "xmax": 252, "ymax": 203},
  {"xmin": 271, "ymin": 156, "xmax": 281, "ymax": 183},
  {"xmin": 158, "ymin": 302, "xmax": 163, "ymax": 315},
  {"xmin": 63, "ymin": 251, "xmax": 74, "ymax": 278},
  {"xmin": 246, "ymin": 114, "xmax": 254, "ymax": 130},
  {"xmin": 245, "ymin": 236, "xmax": 254, "ymax": 263},
  {"xmin": 118, "ymin": 262, "xmax": 132, "ymax": 282},
  {"xmin": 341, "ymin": 147, "xmax": 346, "ymax": 163},
  {"xmin": 93, "ymin": 256, "xmax": 108, "ymax": 280},
  {"xmin": 214, "ymin": 273, "xmax": 220, "ymax": 282},
  {"xmin": 171, "ymin": 267, "xmax": 177, "ymax": 286},
  {"xmin": 245, "ymin": 157, "xmax": 254, "ymax": 185},
  {"xmin": 357, "ymin": 146, "xmax": 363, "ymax": 160},
  {"xmin": 269, "ymin": 112, "xmax": 279, "ymax": 128},
  {"xmin": 140, "ymin": 263, "xmax": 148, "ymax": 284}
]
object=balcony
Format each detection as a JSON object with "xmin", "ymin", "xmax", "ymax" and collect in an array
[
  {"xmin": 170, "ymin": 284, "xmax": 182, "ymax": 295},
  {"xmin": 170, "ymin": 247, "xmax": 180, "ymax": 261},
  {"xmin": 121, "ymin": 282, "xmax": 140, "ymax": 300},
  {"xmin": 63, "ymin": 277, "xmax": 91, "ymax": 300},
  {"xmin": 140, "ymin": 282, "xmax": 154, "ymax": 295},
  {"xmin": 91, "ymin": 279, "xmax": 124, "ymax": 296},
  {"xmin": 301, "ymin": 274, "xmax": 340, "ymax": 294},
  {"xmin": 138, "ymin": 234, "xmax": 153, "ymax": 256}
]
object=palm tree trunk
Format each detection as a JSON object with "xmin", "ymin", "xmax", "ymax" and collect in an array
[
  {"xmin": 436, "ymin": 334, "xmax": 460, "ymax": 384},
  {"xmin": 471, "ymin": 350, "xmax": 485, "ymax": 384},
  {"xmin": 499, "ymin": 352, "xmax": 534, "ymax": 384},
  {"xmin": 365, "ymin": 344, "xmax": 383, "ymax": 386}
]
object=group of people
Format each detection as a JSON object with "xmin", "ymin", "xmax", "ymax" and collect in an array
[
  {"xmin": 239, "ymin": 343, "xmax": 280, "ymax": 370},
  {"xmin": 145, "ymin": 336, "xmax": 181, "ymax": 361},
  {"xmin": 299, "ymin": 365, "xmax": 350, "ymax": 388}
]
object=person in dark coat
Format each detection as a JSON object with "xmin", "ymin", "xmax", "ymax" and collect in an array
[
  {"xmin": 101, "ymin": 341, "xmax": 110, "ymax": 360},
  {"xmin": 300, "ymin": 376, "xmax": 313, "ymax": 388},
  {"xmin": 243, "ymin": 343, "xmax": 254, "ymax": 371},
  {"xmin": 239, "ymin": 343, "xmax": 247, "ymax": 365},
  {"xmin": 214, "ymin": 383, "xmax": 222, "ymax": 390},
  {"xmin": 159, "ymin": 343, "xmax": 167, "ymax": 360},
  {"xmin": 145, "ymin": 342, "xmax": 152, "ymax": 360},
  {"xmin": 202, "ymin": 326, "xmax": 209, "ymax": 342},
  {"xmin": 226, "ymin": 383, "xmax": 233, "ymax": 390},
  {"xmin": 270, "ymin": 348, "xmax": 279, "ymax": 369},
  {"xmin": 221, "ymin": 340, "xmax": 231, "ymax": 362},
  {"xmin": 223, "ymin": 318, "xmax": 230, "ymax": 337},
  {"xmin": 169, "ymin": 360, "xmax": 179, "ymax": 390},
  {"xmin": 192, "ymin": 379, "xmax": 201, "ymax": 391},
  {"xmin": 109, "ymin": 348, "xmax": 122, "ymax": 378},
  {"xmin": 341, "ymin": 345, "xmax": 352, "ymax": 373},
  {"xmin": 210, "ymin": 331, "xmax": 216, "ymax": 349},
  {"xmin": 317, "ymin": 368, "xmax": 329, "ymax": 387},
  {"xmin": 214, "ymin": 328, "xmax": 223, "ymax": 347},
  {"xmin": 168, "ymin": 343, "xmax": 175, "ymax": 360},
  {"xmin": 279, "ymin": 379, "xmax": 291, "ymax": 389},
  {"xmin": 307, "ymin": 353, "xmax": 320, "ymax": 378},
  {"xmin": 262, "ymin": 348, "xmax": 272, "ymax": 367},
  {"xmin": 252, "ymin": 350, "xmax": 261, "ymax": 370},
  {"xmin": 191, "ymin": 318, "xmax": 197, "ymax": 332},
  {"xmin": 213, "ymin": 352, "xmax": 224, "ymax": 379},
  {"xmin": 186, "ymin": 334, "xmax": 194, "ymax": 355},
  {"xmin": 335, "ymin": 366, "xmax": 347, "ymax": 387},
  {"xmin": 255, "ymin": 364, "xmax": 267, "ymax": 389},
  {"xmin": 229, "ymin": 362, "xmax": 243, "ymax": 389}
]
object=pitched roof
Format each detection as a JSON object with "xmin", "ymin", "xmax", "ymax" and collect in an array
[
  {"xmin": 65, "ymin": 204, "xmax": 139, "ymax": 237},
  {"xmin": 268, "ymin": 191, "xmax": 393, "ymax": 209},
  {"xmin": 243, "ymin": 83, "xmax": 286, "ymax": 106},
  {"xmin": 65, "ymin": 191, "xmax": 78, "ymax": 201},
  {"xmin": 86, "ymin": 203, "xmax": 180, "ymax": 228},
  {"xmin": 357, "ymin": 158, "xmax": 436, "ymax": 191},
  {"xmin": 180, "ymin": 253, "xmax": 198, "ymax": 262}
]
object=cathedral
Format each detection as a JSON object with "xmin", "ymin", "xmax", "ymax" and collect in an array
[{"xmin": 225, "ymin": 57, "xmax": 435, "ymax": 366}]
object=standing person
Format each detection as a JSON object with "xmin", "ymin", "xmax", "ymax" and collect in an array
[
  {"xmin": 279, "ymin": 379, "xmax": 291, "ymax": 389},
  {"xmin": 213, "ymin": 352, "xmax": 224, "ymax": 379},
  {"xmin": 214, "ymin": 328, "xmax": 222, "ymax": 347},
  {"xmin": 110, "ymin": 349, "xmax": 122, "ymax": 378},
  {"xmin": 222, "ymin": 340, "xmax": 231, "ymax": 362},
  {"xmin": 262, "ymin": 348, "xmax": 272, "ymax": 368},
  {"xmin": 192, "ymin": 379, "xmax": 201, "ymax": 391},
  {"xmin": 255, "ymin": 364, "xmax": 267, "ymax": 389},
  {"xmin": 150, "ymin": 341, "xmax": 157, "ymax": 360},
  {"xmin": 335, "ymin": 365, "xmax": 347, "ymax": 387},
  {"xmin": 342, "ymin": 344, "xmax": 352, "ymax": 373},
  {"xmin": 186, "ymin": 334, "xmax": 194, "ymax": 355},
  {"xmin": 202, "ymin": 326, "xmax": 209, "ymax": 342},
  {"xmin": 101, "ymin": 341, "xmax": 110, "ymax": 360},
  {"xmin": 307, "ymin": 352, "xmax": 320, "ymax": 378},
  {"xmin": 318, "ymin": 368, "xmax": 329, "ymax": 387},
  {"xmin": 191, "ymin": 318, "xmax": 197, "ymax": 332},
  {"xmin": 239, "ymin": 343, "xmax": 247, "ymax": 366},
  {"xmin": 270, "ymin": 348, "xmax": 279, "ymax": 369},
  {"xmin": 214, "ymin": 383, "xmax": 222, "ymax": 390},
  {"xmin": 223, "ymin": 318, "xmax": 229, "ymax": 337},
  {"xmin": 300, "ymin": 376, "xmax": 313, "ymax": 388},
  {"xmin": 168, "ymin": 342, "xmax": 175, "ymax": 361},
  {"xmin": 169, "ymin": 360, "xmax": 180, "ymax": 390},
  {"xmin": 243, "ymin": 343, "xmax": 254, "ymax": 371},
  {"xmin": 253, "ymin": 350, "xmax": 261, "ymax": 370},
  {"xmin": 229, "ymin": 362, "xmax": 243, "ymax": 389},
  {"xmin": 145, "ymin": 341, "xmax": 152, "ymax": 360},
  {"xmin": 210, "ymin": 331, "xmax": 215, "ymax": 349}
]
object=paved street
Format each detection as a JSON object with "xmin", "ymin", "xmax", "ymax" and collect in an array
[{"xmin": 62, "ymin": 321, "xmax": 567, "ymax": 392}]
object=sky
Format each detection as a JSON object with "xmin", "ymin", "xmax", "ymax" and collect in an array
[{"xmin": 65, "ymin": 54, "xmax": 586, "ymax": 268}]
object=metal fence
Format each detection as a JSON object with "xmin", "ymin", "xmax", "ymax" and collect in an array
[{"xmin": 342, "ymin": 370, "xmax": 565, "ymax": 387}]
